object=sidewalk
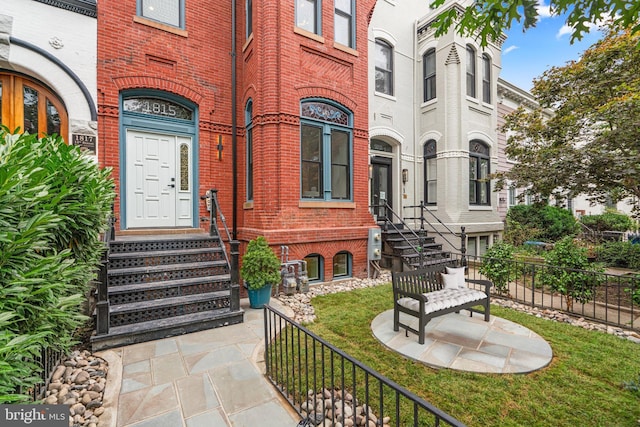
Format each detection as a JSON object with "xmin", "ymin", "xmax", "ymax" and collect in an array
[{"xmin": 97, "ymin": 299, "xmax": 299, "ymax": 427}]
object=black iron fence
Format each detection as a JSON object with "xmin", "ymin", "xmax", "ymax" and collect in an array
[
  {"xmin": 263, "ymin": 305, "xmax": 465, "ymax": 427},
  {"xmin": 452, "ymin": 253, "xmax": 639, "ymax": 332},
  {"xmin": 15, "ymin": 346, "xmax": 65, "ymax": 401}
]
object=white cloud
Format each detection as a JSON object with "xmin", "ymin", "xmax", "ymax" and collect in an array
[
  {"xmin": 556, "ymin": 24, "xmax": 573, "ymax": 39},
  {"xmin": 536, "ymin": 1, "xmax": 552, "ymax": 19},
  {"xmin": 503, "ymin": 45, "xmax": 519, "ymax": 55}
]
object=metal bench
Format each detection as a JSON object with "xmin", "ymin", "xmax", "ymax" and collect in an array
[{"xmin": 392, "ymin": 263, "xmax": 492, "ymax": 344}]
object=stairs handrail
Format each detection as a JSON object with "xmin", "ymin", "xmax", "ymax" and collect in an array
[
  {"xmin": 370, "ymin": 202, "xmax": 425, "ymax": 257},
  {"xmin": 404, "ymin": 201, "xmax": 463, "ymax": 253},
  {"xmin": 202, "ymin": 189, "xmax": 232, "ymax": 266}
]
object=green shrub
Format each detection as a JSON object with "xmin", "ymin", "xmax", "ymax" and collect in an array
[
  {"xmin": 0, "ymin": 129, "xmax": 114, "ymax": 402},
  {"xmin": 540, "ymin": 237, "xmax": 603, "ymax": 311},
  {"xmin": 506, "ymin": 204, "xmax": 578, "ymax": 244},
  {"xmin": 595, "ymin": 241, "xmax": 640, "ymax": 269},
  {"xmin": 479, "ymin": 242, "xmax": 515, "ymax": 295},
  {"xmin": 581, "ymin": 210, "xmax": 636, "ymax": 232}
]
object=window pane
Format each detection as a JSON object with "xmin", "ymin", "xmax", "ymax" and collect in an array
[
  {"xmin": 46, "ymin": 99, "xmax": 61, "ymax": 135},
  {"xmin": 480, "ymin": 158, "xmax": 489, "ymax": 178},
  {"xmin": 335, "ymin": 14, "xmax": 350, "ymax": 46},
  {"xmin": 23, "ymin": 86, "xmax": 38, "ymax": 134},
  {"xmin": 331, "ymin": 130, "xmax": 348, "ymax": 164},
  {"xmin": 142, "ymin": 0, "xmax": 180, "ymax": 27},
  {"xmin": 467, "ymin": 237, "xmax": 477, "ymax": 257},
  {"xmin": 301, "ymin": 124, "xmax": 323, "ymax": 198},
  {"xmin": 296, "ymin": 0, "xmax": 316, "ymax": 33},
  {"xmin": 469, "ymin": 158, "xmax": 477, "ymax": 180},
  {"xmin": 375, "ymin": 42, "xmax": 391, "ymax": 69},
  {"xmin": 180, "ymin": 143, "xmax": 189, "ymax": 191},
  {"xmin": 479, "ymin": 236, "xmax": 490, "ymax": 255},
  {"xmin": 333, "ymin": 253, "xmax": 349, "ymax": 277},
  {"xmin": 335, "ymin": 0, "xmax": 351, "ymax": 13},
  {"xmin": 427, "ymin": 181, "xmax": 437, "ymax": 204},
  {"xmin": 246, "ymin": 0, "xmax": 252, "ymax": 37},
  {"xmin": 247, "ymin": 129, "xmax": 253, "ymax": 200},
  {"xmin": 331, "ymin": 130, "xmax": 349, "ymax": 199},
  {"xmin": 304, "ymin": 255, "xmax": 321, "ymax": 281}
]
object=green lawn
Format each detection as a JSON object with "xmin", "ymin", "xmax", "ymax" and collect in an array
[{"xmin": 303, "ymin": 284, "xmax": 640, "ymax": 427}]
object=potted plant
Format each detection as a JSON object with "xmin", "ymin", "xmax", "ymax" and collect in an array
[{"xmin": 241, "ymin": 236, "xmax": 282, "ymax": 308}]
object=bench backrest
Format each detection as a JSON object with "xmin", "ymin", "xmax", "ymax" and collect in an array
[{"xmin": 392, "ymin": 261, "xmax": 458, "ymax": 294}]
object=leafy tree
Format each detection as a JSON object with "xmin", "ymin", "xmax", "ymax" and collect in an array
[
  {"xmin": 580, "ymin": 210, "xmax": 636, "ymax": 232},
  {"xmin": 495, "ymin": 26, "xmax": 640, "ymax": 216},
  {"xmin": 429, "ymin": 0, "xmax": 640, "ymax": 47},
  {"xmin": 479, "ymin": 242, "xmax": 516, "ymax": 295},
  {"xmin": 540, "ymin": 237, "xmax": 603, "ymax": 311},
  {"xmin": 506, "ymin": 204, "xmax": 579, "ymax": 244}
]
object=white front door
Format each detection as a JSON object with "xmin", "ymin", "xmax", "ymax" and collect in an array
[{"xmin": 125, "ymin": 130, "xmax": 193, "ymax": 228}]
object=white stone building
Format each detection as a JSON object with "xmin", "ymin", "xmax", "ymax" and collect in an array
[{"xmin": 1, "ymin": 0, "xmax": 97, "ymax": 154}]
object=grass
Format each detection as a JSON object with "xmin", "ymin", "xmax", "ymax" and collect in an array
[{"xmin": 301, "ymin": 283, "xmax": 640, "ymax": 427}]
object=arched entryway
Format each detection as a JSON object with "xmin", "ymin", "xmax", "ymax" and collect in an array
[{"xmin": 120, "ymin": 91, "xmax": 198, "ymax": 229}]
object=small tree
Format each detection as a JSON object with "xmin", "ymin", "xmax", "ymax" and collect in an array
[
  {"xmin": 479, "ymin": 242, "xmax": 515, "ymax": 295},
  {"xmin": 541, "ymin": 237, "xmax": 603, "ymax": 311}
]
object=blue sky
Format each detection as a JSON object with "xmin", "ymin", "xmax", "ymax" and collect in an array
[{"xmin": 500, "ymin": 6, "xmax": 605, "ymax": 92}]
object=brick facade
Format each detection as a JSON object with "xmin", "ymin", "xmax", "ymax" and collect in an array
[{"xmin": 98, "ymin": 1, "xmax": 378, "ymax": 281}]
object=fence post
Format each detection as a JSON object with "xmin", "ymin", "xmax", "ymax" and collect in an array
[
  {"xmin": 230, "ymin": 240, "xmax": 240, "ymax": 312},
  {"xmin": 96, "ymin": 249, "xmax": 110, "ymax": 335}
]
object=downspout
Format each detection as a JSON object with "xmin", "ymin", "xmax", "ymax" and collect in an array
[{"xmin": 231, "ymin": 0, "xmax": 238, "ymax": 240}]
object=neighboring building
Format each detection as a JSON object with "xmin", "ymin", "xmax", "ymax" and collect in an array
[
  {"xmin": 368, "ymin": 0, "xmax": 504, "ymax": 258},
  {"xmin": 1, "ymin": 0, "xmax": 97, "ymax": 151},
  {"xmin": 97, "ymin": 0, "xmax": 378, "ymax": 282}
]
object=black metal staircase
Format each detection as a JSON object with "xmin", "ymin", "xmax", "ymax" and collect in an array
[{"xmin": 91, "ymin": 191, "xmax": 243, "ymax": 351}]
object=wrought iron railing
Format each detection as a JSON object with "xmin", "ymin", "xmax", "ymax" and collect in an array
[
  {"xmin": 453, "ymin": 252, "xmax": 639, "ymax": 332},
  {"xmin": 263, "ymin": 305, "xmax": 465, "ymax": 427},
  {"xmin": 19, "ymin": 346, "xmax": 66, "ymax": 401}
]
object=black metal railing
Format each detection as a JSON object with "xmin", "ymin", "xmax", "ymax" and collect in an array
[
  {"xmin": 22, "ymin": 347, "xmax": 65, "ymax": 401},
  {"xmin": 264, "ymin": 305, "xmax": 465, "ymax": 427},
  {"xmin": 95, "ymin": 208, "xmax": 116, "ymax": 336},
  {"xmin": 452, "ymin": 252, "xmax": 639, "ymax": 332}
]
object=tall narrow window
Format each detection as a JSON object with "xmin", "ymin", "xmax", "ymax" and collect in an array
[
  {"xmin": 179, "ymin": 143, "xmax": 189, "ymax": 191},
  {"xmin": 296, "ymin": 0, "xmax": 321, "ymax": 35},
  {"xmin": 482, "ymin": 54, "xmax": 491, "ymax": 103},
  {"xmin": 245, "ymin": 100, "xmax": 254, "ymax": 201},
  {"xmin": 300, "ymin": 100, "xmax": 352, "ymax": 201},
  {"xmin": 334, "ymin": 0, "xmax": 354, "ymax": 48},
  {"xmin": 423, "ymin": 140, "xmax": 437, "ymax": 205},
  {"xmin": 375, "ymin": 39, "xmax": 393, "ymax": 95},
  {"xmin": 466, "ymin": 45, "xmax": 476, "ymax": 98},
  {"xmin": 423, "ymin": 48, "xmax": 436, "ymax": 102},
  {"xmin": 469, "ymin": 140, "xmax": 490, "ymax": 205},
  {"xmin": 138, "ymin": 0, "xmax": 184, "ymax": 28},
  {"xmin": 246, "ymin": 0, "xmax": 253, "ymax": 38}
]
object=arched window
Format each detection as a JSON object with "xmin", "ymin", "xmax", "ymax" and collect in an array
[
  {"xmin": 423, "ymin": 140, "xmax": 437, "ymax": 205},
  {"xmin": 482, "ymin": 54, "xmax": 491, "ymax": 103},
  {"xmin": 304, "ymin": 254, "xmax": 324, "ymax": 282},
  {"xmin": 0, "ymin": 73, "xmax": 68, "ymax": 138},
  {"xmin": 333, "ymin": 251, "xmax": 351, "ymax": 278},
  {"xmin": 375, "ymin": 39, "xmax": 393, "ymax": 95},
  {"xmin": 245, "ymin": 99, "xmax": 254, "ymax": 201},
  {"xmin": 300, "ymin": 100, "xmax": 353, "ymax": 201},
  {"xmin": 469, "ymin": 140, "xmax": 490, "ymax": 205},
  {"xmin": 466, "ymin": 45, "xmax": 476, "ymax": 98},
  {"xmin": 423, "ymin": 48, "xmax": 436, "ymax": 102}
]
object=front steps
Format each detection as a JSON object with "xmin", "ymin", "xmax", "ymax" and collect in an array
[
  {"xmin": 91, "ymin": 233, "xmax": 243, "ymax": 351},
  {"xmin": 381, "ymin": 225, "xmax": 451, "ymax": 270}
]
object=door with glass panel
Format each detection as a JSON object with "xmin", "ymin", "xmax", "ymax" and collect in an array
[
  {"xmin": 125, "ymin": 130, "xmax": 193, "ymax": 228},
  {"xmin": 0, "ymin": 73, "xmax": 68, "ymax": 138},
  {"xmin": 370, "ymin": 156, "xmax": 392, "ymax": 221}
]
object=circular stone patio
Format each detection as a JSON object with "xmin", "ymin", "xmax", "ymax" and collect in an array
[{"xmin": 371, "ymin": 310, "xmax": 553, "ymax": 374}]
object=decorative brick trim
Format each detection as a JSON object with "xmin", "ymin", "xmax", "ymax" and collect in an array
[
  {"xmin": 98, "ymin": 104, "xmax": 119, "ymax": 118},
  {"xmin": 296, "ymin": 86, "xmax": 358, "ymax": 112},
  {"xmin": 111, "ymin": 76, "xmax": 204, "ymax": 104}
]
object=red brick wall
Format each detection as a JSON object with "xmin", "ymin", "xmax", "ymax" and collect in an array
[{"xmin": 98, "ymin": 0, "xmax": 378, "ymax": 281}]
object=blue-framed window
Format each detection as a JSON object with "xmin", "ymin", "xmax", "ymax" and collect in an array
[
  {"xmin": 482, "ymin": 53, "xmax": 491, "ymax": 103},
  {"xmin": 469, "ymin": 140, "xmax": 490, "ymax": 205},
  {"xmin": 333, "ymin": 251, "xmax": 351, "ymax": 278},
  {"xmin": 423, "ymin": 140, "xmax": 437, "ymax": 205},
  {"xmin": 300, "ymin": 100, "xmax": 352, "ymax": 201},
  {"xmin": 245, "ymin": 100, "xmax": 254, "ymax": 201},
  {"xmin": 466, "ymin": 45, "xmax": 476, "ymax": 98},
  {"xmin": 296, "ymin": 0, "xmax": 321, "ymax": 35},
  {"xmin": 137, "ymin": 0, "xmax": 185, "ymax": 29},
  {"xmin": 334, "ymin": 0, "xmax": 355, "ymax": 48},
  {"xmin": 304, "ymin": 254, "xmax": 324, "ymax": 282},
  {"xmin": 246, "ymin": 0, "xmax": 253, "ymax": 38},
  {"xmin": 423, "ymin": 48, "xmax": 436, "ymax": 102}
]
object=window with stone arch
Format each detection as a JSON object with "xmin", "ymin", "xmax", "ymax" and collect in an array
[
  {"xmin": 469, "ymin": 140, "xmax": 491, "ymax": 205},
  {"xmin": 300, "ymin": 99, "xmax": 353, "ymax": 201},
  {"xmin": 466, "ymin": 45, "xmax": 476, "ymax": 98},
  {"xmin": 375, "ymin": 39, "xmax": 394, "ymax": 95},
  {"xmin": 0, "ymin": 72, "xmax": 68, "ymax": 139},
  {"xmin": 423, "ymin": 140, "xmax": 437, "ymax": 205}
]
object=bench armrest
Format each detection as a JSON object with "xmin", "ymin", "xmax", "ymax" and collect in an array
[
  {"xmin": 465, "ymin": 278, "xmax": 492, "ymax": 295},
  {"xmin": 394, "ymin": 289, "xmax": 429, "ymax": 303}
]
